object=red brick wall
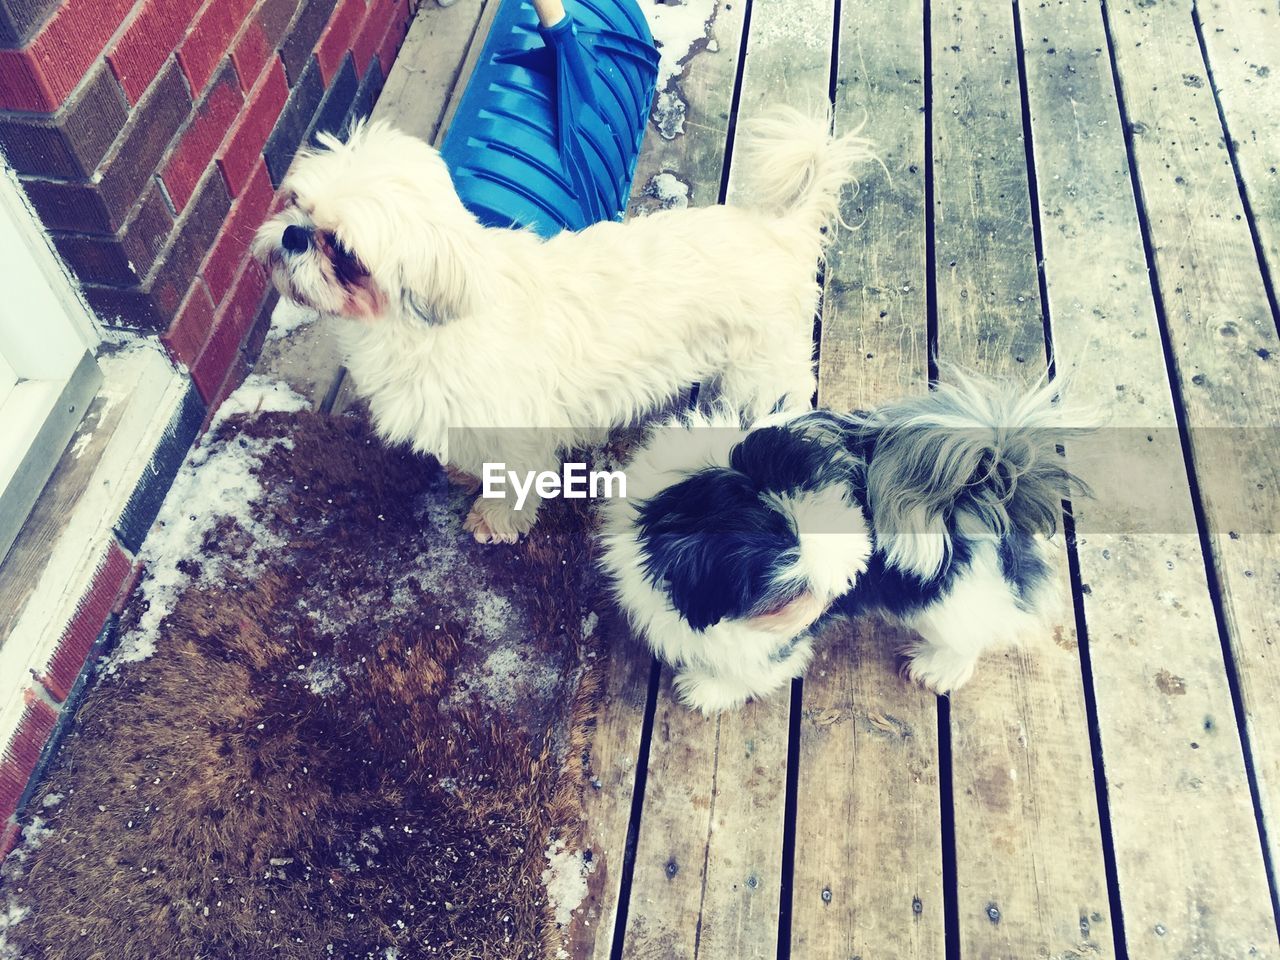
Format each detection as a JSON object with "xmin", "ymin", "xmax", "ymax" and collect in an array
[{"xmin": 0, "ymin": 0, "xmax": 414, "ymax": 406}]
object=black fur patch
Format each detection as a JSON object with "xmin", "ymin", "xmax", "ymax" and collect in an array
[
  {"xmin": 998, "ymin": 528, "xmax": 1051, "ymax": 602},
  {"xmin": 835, "ymin": 534, "xmax": 973, "ymax": 621},
  {"xmin": 728, "ymin": 419, "xmax": 850, "ymax": 494},
  {"xmin": 634, "ymin": 468, "xmax": 799, "ymax": 631}
]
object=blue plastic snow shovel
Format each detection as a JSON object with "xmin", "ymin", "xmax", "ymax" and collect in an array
[{"xmin": 439, "ymin": 0, "xmax": 659, "ymax": 237}]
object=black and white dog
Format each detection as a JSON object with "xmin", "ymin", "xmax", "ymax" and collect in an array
[{"xmin": 599, "ymin": 372, "xmax": 1091, "ymax": 713}]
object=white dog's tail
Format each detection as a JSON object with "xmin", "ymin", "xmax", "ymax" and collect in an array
[{"xmin": 735, "ymin": 105, "xmax": 876, "ymax": 236}]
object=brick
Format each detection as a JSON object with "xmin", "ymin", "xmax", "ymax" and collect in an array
[
  {"xmin": 203, "ymin": 157, "xmax": 273, "ymax": 303},
  {"xmin": 20, "ymin": 60, "xmax": 191, "ymax": 236},
  {"xmin": 38, "ymin": 544, "xmax": 131, "ymax": 702},
  {"xmin": 349, "ymin": 53, "xmax": 383, "ymax": 127},
  {"xmin": 0, "ymin": 62, "xmax": 127, "ymax": 180},
  {"xmin": 245, "ymin": 284, "xmax": 279, "ymax": 359},
  {"xmin": 230, "ymin": 19, "xmax": 270, "ymax": 92},
  {"xmin": 191, "ymin": 259, "xmax": 267, "ymax": 402},
  {"xmin": 262, "ymin": 53, "xmax": 322, "ymax": 186},
  {"xmin": 0, "ymin": 695, "xmax": 58, "ymax": 822},
  {"xmin": 107, "ymin": 0, "xmax": 204, "ymax": 104},
  {"xmin": 233, "ymin": 0, "xmax": 299, "ymax": 91},
  {"xmin": 205, "ymin": 285, "xmax": 276, "ymax": 413},
  {"xmin": 375, "ymin": 0, "xmax": 411, "ymax": 77},
  {"xmin": 162, "ymin": 279, "xmax": 216, "ymax": 367},
  {"xmin": 0, "ymin": 0, "xmax": 59, "ymax": 46},
  {"xmin": 316, "ymin": 0, "xmax": 362, "ymax": 84},
  {"xmin": 351, "ymin": 0, "xmax": 386, "ymax": 77},
  {"xmin": 84, "ymin": 170, "xmax": 232, "ymax": 329},
  {"xmin": 0, "ymin": 820, "xmax": 19, "ymax": 860},
  {"xmin": 51, "ymin": 185, "xmax": 174, "ymax": 287},
  {"xmin": 308, "ymin": 51, "xmax": 358, "ymax": 140},
  {"xmin": 278, "ymin": 0, "xmax": 335, "ymax": 83},
  {"xmin": 216, "ymin": 55, "xmax": 286, "ymax": 196},
  {"xmin": 177, "ymin": 0, "xmax": 256, "ymax": 96},
  {"xmin": 161, "ymin": 61, "xmax": 243, "ymax": 212},
  {"xmin": 0, "ymin": 0, "xmax": 136, "ymax": 112},
  {"xmin": 257, "ymin": 0, "xmax": 300, "ymax": 48}
]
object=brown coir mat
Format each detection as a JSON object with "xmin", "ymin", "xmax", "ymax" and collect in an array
[{"xmin": 0, "ymin": 406, "xmax": 613, "ymax": 960}]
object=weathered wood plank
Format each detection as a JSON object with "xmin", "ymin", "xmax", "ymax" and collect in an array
[
  {"xmin": 1105, "ymin": 0, "xmax": 1280, "ymax": 934},
  {"xmin": 1195, "ymin": 0, "xmax": 1280, "ymax": 298},
  {"xmin": 564, "ymin": 3, "xmax": 754, "ymax": 953},
  {"xmin": 931, "ymin": 1, "xmax": 1114, "ymax": 955},
  {"xmin": 627, "ymin": 0, "xmax": 746, "ymax": 216},
  {"xmin": 622, "ymin": 1, "xmax": 841, "ymax": 956},
  {"xmin": 1020, "ymin": 0, "xmax": 1279, "ymax": 954},
  {"xmin": 791, "ymin": 626, "xmax": 944, "ymax": 959},
  {"xmin": 619, "ymin": 1, "xmax": 808, "ymax": 956},
  {"xmin": 560, "ymin": 620, "xmax": 653, "ymax": 960},
  {"xmin": 623, "ymin": 684, "xmax": 790, "ymax": 960},
  {"xmin": 374, "ymin": 0, "xmax": 493, "ymax": 144},
  {"xmin": 791, "ymin": 1, "xmax": 944, "ymax": 956}
]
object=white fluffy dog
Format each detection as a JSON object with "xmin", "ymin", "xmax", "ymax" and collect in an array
[{"xmin": 253, "ymin": 109, "xmax": 873, "ymax": 542}]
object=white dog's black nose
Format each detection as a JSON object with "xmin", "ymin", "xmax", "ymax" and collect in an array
[{"xmin": 282, "ymin": 224, "xmax": 311, "ymax": 254}]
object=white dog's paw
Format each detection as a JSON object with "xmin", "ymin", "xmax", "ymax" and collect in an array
[
  {"xmin": 464, "ymin": 496, "xmax": 535, "ymax": 545},
  {"xmin": 673, "ymin": 667, "xmax": 783, "ymax": 715},
  {"xmin": 900, "ymin": 642, "xmax": 978, "ymax": 696}
]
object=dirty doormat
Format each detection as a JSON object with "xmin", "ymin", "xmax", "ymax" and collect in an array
[{"xmin": 0, "ymin": 385, "xmax": 613, "ymax": 960}]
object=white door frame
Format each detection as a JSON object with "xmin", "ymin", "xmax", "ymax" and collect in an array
[{"xmin": 0, "ymin": 161, "xmax": 102, "ymax": 564}]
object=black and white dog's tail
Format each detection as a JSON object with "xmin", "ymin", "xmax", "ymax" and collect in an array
[{"xmin": 851, "ymin": 369, "xmax": 1094, "ymax": 581}]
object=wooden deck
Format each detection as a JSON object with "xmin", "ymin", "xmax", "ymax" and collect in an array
[{"xmin": 260, "ymin": 0, "xmax": 1280, "ymax": 956}]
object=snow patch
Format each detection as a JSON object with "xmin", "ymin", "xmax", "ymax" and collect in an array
[
  {"xmin": 640, "ymin": 0, "xmax": 717, "ymax": 90},
  {"xmin": 301, "ymin": 658, "xmax": 345, "ymax": 696},
  {"xmin": 542, "ymin": 839, "xmax": 593, "ymax": 927},
  {"xmin": 452, "ymin": 642, "xmax": 560, "ymax": 712},
  {"xmin": 68, "ymin": 431, "xmax": 94, "ymax": 460},
  {"xmin": 267, "ymin": 298, "xmax": 320, "ymax": 342},
  {"xmin": 652, "ymin": 89, "xmax": 687, "ymax": 140},
  {"xmin": 209, "ymin": 374, "xmax": 310, "ymax": 432},
  {"xmin": 646, "ymin": 172, "xmax": 690, "ymax": 209},
  {"xmin": 40, "ymin": 793, "xmax": 63, "ymax": 809},
  {"xmin": 0, "ymin": 899, "xmax": 30, "ymax": 960},
  {"xmin": 107, "ymin": 377, "xmax": 308, "ymax": 671}
]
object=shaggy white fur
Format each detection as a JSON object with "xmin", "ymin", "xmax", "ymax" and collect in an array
[
  {"xmin": 598, "ymin": 409, "xmax": 873, "ymax": 713},
  {"xmin": 253, "ymin": 109, "xmax": 874, "ymax": 542}
]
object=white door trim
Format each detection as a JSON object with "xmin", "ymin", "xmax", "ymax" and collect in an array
[{"xmin": 0, "ymin": 161, "xmax": 102, "ymax": 564}]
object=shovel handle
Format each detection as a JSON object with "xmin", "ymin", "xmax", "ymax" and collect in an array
[{"xmin": 533, "ymin": 0, "xmax": 567, "ymax": 27}]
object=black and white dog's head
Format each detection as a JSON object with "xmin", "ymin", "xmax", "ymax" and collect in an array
[{"xmin": 620, "ymin": 412, "xmax": 875, "ymax": 636}]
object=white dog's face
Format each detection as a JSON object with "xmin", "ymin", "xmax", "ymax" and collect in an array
[{"xmin": 253, "ymin": 121, "xmax": 470, "ymax": 322}]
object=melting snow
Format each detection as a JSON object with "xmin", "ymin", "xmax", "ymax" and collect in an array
[
  {"xmin": 451, "ymin": 642, "xmax": 560, "ymax": 712},
  {"xmin": 646, "ymin": 172, "xmax": 690, "ymax": 209},
  {"xmin": 267, "ymin": 298, "xmax": 320, "ymax": 342},
  {"xmin": 107, "ymin": 377, "xmax": 309, "ymax": 671},
  {"xmin": 1, "ymin": 816, "xmax": 57, "ymax": 956},
  {"xmin": 542, "ymin": 839, "xmax": 593, "ymax": 927},
  {"xmin": 640, "ymin": 0, "xmax": 718, "ymax": 90}
]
